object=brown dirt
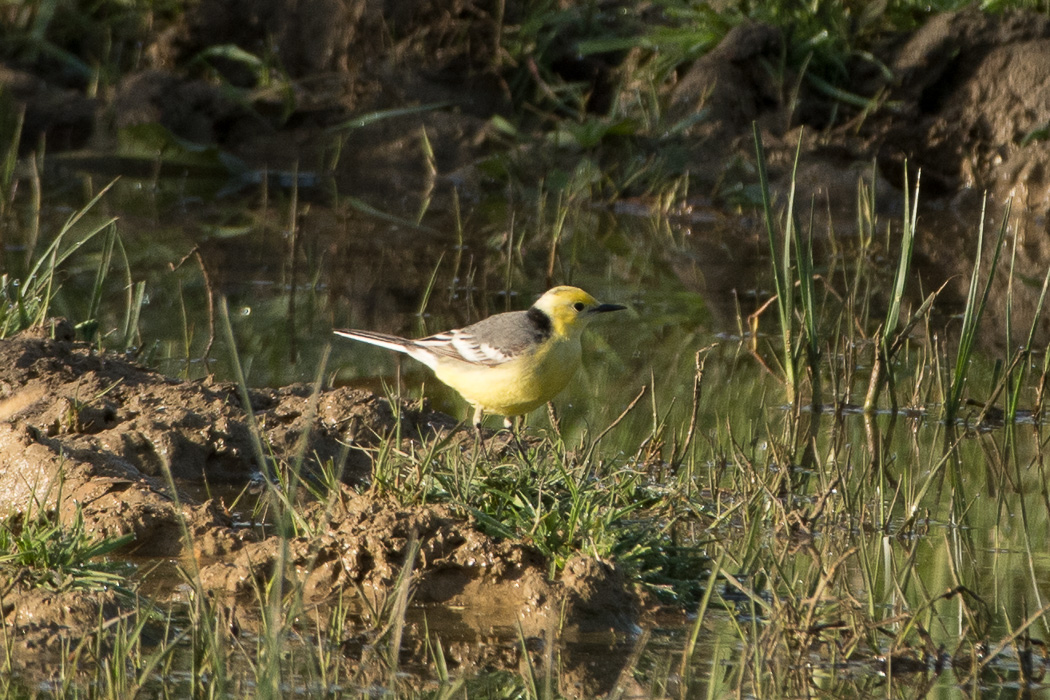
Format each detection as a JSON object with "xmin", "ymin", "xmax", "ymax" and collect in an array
[
  {"xmin": 0, "ymin": 320, "xmax": 642, "ymax": 688},
  {"xmin": 0, "ymin": 582, "xmax": 135, "ymax": 682},
  {"xmin": 197, "ymin": 492, "xmax": 638, "ymax": 639},
  {"xmin": 664, "ymin": 9, "xmax": 1050, "ymax": 216},
  {"xmin": 875, "ymin": 9, "xmax": 1050, "ymax": 209},
  {"xmin": 6, "ymin": 4, "xmax": 1050, "ymax": 214},
  {"xmin": 0, "ymin": 318, "xmax": 397, "ymax": 488}
]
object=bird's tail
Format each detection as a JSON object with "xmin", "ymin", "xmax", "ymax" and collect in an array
[{"xmin": 333, "ymin": 329, "xmax": 436, "ymax": 369}]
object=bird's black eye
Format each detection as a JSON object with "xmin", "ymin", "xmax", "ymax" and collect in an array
[{"xmin": 573, "ymin": 302, "xmax": 585, "ymax": 312}]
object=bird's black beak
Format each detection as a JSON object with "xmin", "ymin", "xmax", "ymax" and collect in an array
[{"xmin": 592, "ymin": 303, "xmax": 626, "ymax": 313}]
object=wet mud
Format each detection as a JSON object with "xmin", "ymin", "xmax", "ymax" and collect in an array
[{"xmin": 0, "ymin": 320, "xmax": 641, "ymax": 691}]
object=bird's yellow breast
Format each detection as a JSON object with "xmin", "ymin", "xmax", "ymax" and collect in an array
[{"xmin": 432, "ymin": 334, "xmax": 582, "ymax": 416}]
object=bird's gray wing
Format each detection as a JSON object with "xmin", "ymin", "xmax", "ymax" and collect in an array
[{"xmin": 416, "ymin": 308, "xmax": 552, "ymax": 366}]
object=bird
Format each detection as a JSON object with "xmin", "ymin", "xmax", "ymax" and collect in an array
[{"xmin": 334, "ymin": 286, "xmax": 626, "ymax": 430}]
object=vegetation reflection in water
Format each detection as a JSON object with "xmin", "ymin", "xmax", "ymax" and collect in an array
[{"xmin": 5, "ymin": 165, "xmax": 1050, "ymax": 697}]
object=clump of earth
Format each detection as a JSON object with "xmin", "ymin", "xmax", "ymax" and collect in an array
[{"xmin": 0, "ymin": 319, "xmax": 643, "ymax": 696}]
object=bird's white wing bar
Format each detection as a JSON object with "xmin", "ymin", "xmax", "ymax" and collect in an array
[{"xmin": 417, "ymin": 330, "xmax": 515, "ymax": 366}]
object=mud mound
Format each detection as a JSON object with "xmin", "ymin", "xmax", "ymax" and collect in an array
[
  {"xmin": 199, "ymin": 492, "xmax": 639, "ymax": 639},
  {"xmin": 668, "ymin": 22, "xmax": 783, "ymax": 143},
  {"xmin": 0, "ymin": 320, "xmax": 642, "ymax": 689},
  {"xmin": 0, "ymin": 582, "xmax": 137, "ymax": 681},
  {"xmin": 0, "ymin": 319, "xmax": 440, "ymax": 482},
  {"xmin": 880, "ymin": 9, "xmax": 1050, "ymax": 208},
  {"xmin": 662, "ymin": 9, "xmax": 1050, "ymax": 215},
  {"xmin": 0, "ymin": 319, "xmax": 453, "ymax": 555}
]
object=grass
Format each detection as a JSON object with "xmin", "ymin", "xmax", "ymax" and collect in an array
[
  {"xmin": 755, "ymin": 126, "xmax": 820, "ymax": 409},
  {"xmin": 0, "ymin": 497, "xmax": 133, "ymax": 594},
  {"xmin": 0, "ymin": 180, "xmax": 119, "ymax": 340},
  {"xmin": 944, "ymin": 196, "xmax": 1009, "ymax": 422}
]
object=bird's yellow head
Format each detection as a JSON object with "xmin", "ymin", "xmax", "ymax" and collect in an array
[{"xmin": 531, "ymin": 286, "xmax": 626, "ymax": 337}]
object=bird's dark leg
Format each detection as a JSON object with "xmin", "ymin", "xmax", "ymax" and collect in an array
[{"xmin": 505, "ymin": 415, "xmax": 531, "ymax": 461}]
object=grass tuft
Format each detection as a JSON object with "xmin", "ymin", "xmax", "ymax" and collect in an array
[{"xmin": 0, "ymin": 497, "xmax": 133, "ymax": 594}]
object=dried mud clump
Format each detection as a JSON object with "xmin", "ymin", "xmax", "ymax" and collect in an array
[
  {"xmin": 0, "ymin": 319, "xmax": 449, "ymax": 555},
  {"xmin": 199, "ymin": 491, "xmax": 640, "ymax": 639},
  {"xmin": 879, "ymin": 8, "xmax": 1050, "ymax": 209},
  {"xmin": 0, "ymin": 320, "xmax": 642, "ymax": 681}
]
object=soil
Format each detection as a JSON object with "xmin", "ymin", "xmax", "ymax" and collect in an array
[
  {"xmin": 0, "ymin": 320, "xmax": 642, "ymax": 694},
  {"xmin": 6, "ymin": 5, "xmax": 1050, "ymax": 212}
]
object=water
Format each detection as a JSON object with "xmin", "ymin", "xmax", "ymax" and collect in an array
[{"xmin": 6, "ymin": 162, "xmax": 1050, "ymax": 697}]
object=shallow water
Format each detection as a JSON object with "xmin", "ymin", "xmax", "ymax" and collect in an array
[{"xmin": 7, "ymin": 163, "xmax": 1050, "ymax": 697}]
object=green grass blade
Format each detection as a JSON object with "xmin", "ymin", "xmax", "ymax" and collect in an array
[
  {"xmin": 753, "ymin": 123, "xmax": 797, "ymax": 399},
  {"xmin": 1007, "ymin": 243, "xmax": 1050, "ymax": 421},
  {"xmin": 945, "ymin": 196, "xmax": 1009, "ymax": 421},
  {"xmin": 884, "ymin": 165, "xmax": 919, "ymax": 351}
]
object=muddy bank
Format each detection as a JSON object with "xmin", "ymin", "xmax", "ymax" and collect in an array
[
  {"xmin": 6, "ymin": 5, "xmax": 1050, "ymax": 215},
  {"xmin": 0, "ymin": 321, "xmax": 643, "ymax": 691},
  {"xmin": 665, "ymin": 9, "xmax": 1050, "ymax": 214},
  {"xmin": 197, "ymin": 493, "xmax": 639, "ymax": 640},
  {"xmin": 0, "ymin": 317, "xmax": 401, "ymax": 555}
]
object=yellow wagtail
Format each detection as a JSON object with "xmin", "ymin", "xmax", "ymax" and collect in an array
[{"xmin": 334, "ymin": 286, "xmax": 626, "ymax": 429}]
